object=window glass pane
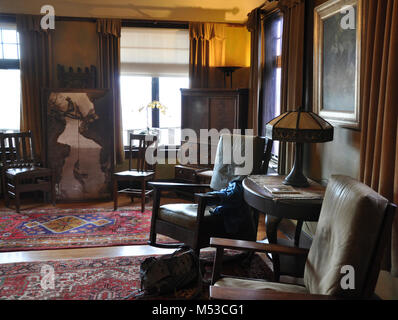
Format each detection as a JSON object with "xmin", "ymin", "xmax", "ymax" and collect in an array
[
  {"xmin": 2, "ymin": 29, "xmax": 18, "ymax": 44},
  {"xmin": 260, "ymin": 14, "xmax": 283, "ymax": 158},
  {"xmin": 159, "ymin": 76, "xmax": 189, "ymax": 145},
  {"xmin": 3, "ymin": 44, "xmax": 18, "ymax": 59},
  {"xmin": 0, "ymin": 69, "xmax": 20, "ymax": 131},
  {"xmin": 120, "ymin": 75, "xmax": 152, "ymax": 145},
  {"xmin": 121, "ymin": 28, "xmax": 189, "ymax": 77}
]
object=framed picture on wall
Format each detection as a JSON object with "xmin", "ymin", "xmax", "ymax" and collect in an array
[
  {"xmin": 42, "ymin": 88, "xmax": 114, "ymax": 202},
  {"xmin": 313, "ymin": 0, "xmax": 362, "ymax": 129}
]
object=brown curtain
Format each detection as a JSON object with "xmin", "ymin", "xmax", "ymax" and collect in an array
[
  {"xmin": 189, "ymin": 22, "xmax": 225, "ymax": 89},
  {"xmin": 359, "ymin": 0, "xmax": 398, "ymax": 276},
  {"xmin": 17, "ymin": 15, "xmax": 54, "ymax": 160},
  {"xmin": 96, "ymin": 19, "xmax": 124, "ymax": 165},
  {"xmin": 277, "ymin": 0, "xmax": 305, "ymax": 174}
]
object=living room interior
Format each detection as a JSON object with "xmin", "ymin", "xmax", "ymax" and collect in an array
[{"xmin": 0, "ymin": 0, "xmax": 397, "ymax": 302}]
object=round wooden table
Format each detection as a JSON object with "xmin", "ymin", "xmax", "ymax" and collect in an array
[{"xmin": 243, "ymin": 175, "xmax": 326, "ymax": 281}]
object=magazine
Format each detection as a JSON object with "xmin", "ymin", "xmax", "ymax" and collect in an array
[{"xmin": 264, "ymin": 185, "xmax": 301, "ymax": 195}]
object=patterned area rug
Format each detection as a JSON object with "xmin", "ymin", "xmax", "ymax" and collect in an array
[
  {"xmin": 0, "ymin": 207, "xmax": 175, "ymax": 252},
  {"xmin": 0, "ymin": 250, "xmax": 274, "ymax": 300}
]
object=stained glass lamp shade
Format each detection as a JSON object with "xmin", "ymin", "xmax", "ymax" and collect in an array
[{"xmin": 265, "ymin": 109, "xmax": 334, "ymax": 187}]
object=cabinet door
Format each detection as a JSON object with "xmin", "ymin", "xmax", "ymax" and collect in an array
[
  {"xmin": 209, "ymin": 97, "xmax": 237, "ymax": 131},
  {"xmin": 181, "ymin": 95, "xmax": 209, "ymax": 137}
]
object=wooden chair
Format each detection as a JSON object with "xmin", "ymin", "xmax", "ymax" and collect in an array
[
  {"xmin": 196, "ymin": 137, "xmax": 273, "ymax": 184},
  {"xmin": 209, "ymin": 175, "xmax": 396, "ymax": 300},
  {"xmin": 113, "ymin": 133, "xmax": 157, "ymax": 212},
  {"xmin": 0, "ymin": 131, "xmax": 55, "ymax": 213},
  {"xmin": 148, "ymin": 135, "xmax": 273, "ymax": 255}
]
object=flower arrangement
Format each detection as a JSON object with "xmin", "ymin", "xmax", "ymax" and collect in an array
[
  {"xmin": 138, "ymin": 100, "xmax": 167, "ymax": 132},
  {"xmin": 139, "ymin": 100, "xmax": 167, "ymax": 115}
]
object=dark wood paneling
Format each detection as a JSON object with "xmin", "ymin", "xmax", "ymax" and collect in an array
[
  {"xmin": 181, "ymin": 95, "xmax": 209, "ymax": 136},
  {"xmin": 209, "ymin": 97, "xmax": 236, "ymax": 130}
]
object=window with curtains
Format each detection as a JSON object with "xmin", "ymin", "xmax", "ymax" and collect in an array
[
  {"xmin": 120, "ymin": 27, "xmax": 189, "ymax": 147},
  {"xmin": 260, "ymin": 13, "xmax": 283, "ymax": 168},
  {"xmin": 0, "ymin": 22, "xmax": 21, "ymax": 133}
]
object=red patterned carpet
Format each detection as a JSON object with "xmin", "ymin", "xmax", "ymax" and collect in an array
[
  {"xmin": 0, "ymin": 251, "xmax": 273, "ymax": 300},
  {"xmin": 0, "ymin": 207, "xmax": 175, "ymax": 252}
]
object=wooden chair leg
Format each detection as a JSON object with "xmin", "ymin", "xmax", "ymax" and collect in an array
[
  {"xmin": 2, "ymin": 176, "xmax": 9, "ymax": 208},
  {"xmin": 15, "ymin": 188, "xmax": 20, "ymax": 213},
  {"xmin": 149, "ymin": 187, "xmax": 160, "ymax": 246},
  {"xmin": 51, "ymin": 174, "xmax": 56, "ymax": 206},
  {"xmin": 141, "ymin": 180, "xmax": 146, "ymax": 212},
  {"xmin": 113, "ymin": 178, "xmax": 118, "ymax": 211}
]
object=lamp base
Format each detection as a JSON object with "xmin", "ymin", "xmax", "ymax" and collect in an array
[
  {"xmin": 282, "ymin": 142, "xmax": 310, "ymax": 188},
  {"xmin": 283, "ymin": 171, "xmax": 309, "ymax": 188}
]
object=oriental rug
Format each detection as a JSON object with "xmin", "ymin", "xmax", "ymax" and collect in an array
[
  {"xmin": 0, "ymin": 250, "xmax": 273, "ymax": 300},
  {"xmin": 0, "ymin": 207, "xmax": 175, "ymax": 252}
]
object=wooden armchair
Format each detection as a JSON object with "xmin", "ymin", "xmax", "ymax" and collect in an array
[
  {"xmin": 148, "ymin": 135, "xmax": 273, "ymax": 255},
  {"xmin": 0, "ymin": 131, "xmax": 55, "ymax": 213},
  {"xmin": 209, "ymin": 175, "xmax": 396, "ymax": 300},
  {"xmin": 113, "ymin": 133, "xmax": 157, "ymax": 212}
]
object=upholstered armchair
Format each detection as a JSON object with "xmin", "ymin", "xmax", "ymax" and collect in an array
[
  {"xmin": 210, "ymin": 175, "xmax": 396, "ymax": 300},
  {"xmin": 148, "ymin": 134, "xmax": 273, "ymax": 255}
]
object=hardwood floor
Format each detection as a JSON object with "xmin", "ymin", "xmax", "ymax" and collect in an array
[{"xmin": 0, "ymin": 193, "xmax": 268, "ymax": 265}]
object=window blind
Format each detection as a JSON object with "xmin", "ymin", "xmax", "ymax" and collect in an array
[{"xmin": 121, "ymin": 27, "xmax": 189, "ymax": 77}]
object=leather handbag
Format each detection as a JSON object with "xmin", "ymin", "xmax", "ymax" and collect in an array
[{"xmin": 125, "ymin": 246, "xmax": 202, "ymax": 299}]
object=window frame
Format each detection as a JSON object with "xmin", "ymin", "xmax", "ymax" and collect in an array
[
  {"xmin": 259, "ymin": 11, "xmax": 283, "ymax": 173},
  {"xmin": 120, "ymin": 23, "xmax": 189, "ymax": 150},
  {"xmin": 123, "ymin": 75, "xmax": 188, "ymax": 153},
  {"xmin": 0, "ymin": 17, "xmax": 20, "ymax": 70},
  {"xmin": 0, "ymin": 17, "xmax": 21, "ymax": 133}
]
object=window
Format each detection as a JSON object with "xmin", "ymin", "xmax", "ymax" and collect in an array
[
  {"xmin": 260, "ymin": 14, "xmax": 283, "ymax": 168},
  {"xmin": 120, "ymin": 27, "xmax": 189, "ymax": 146},
  {"xmin": 0, "ymin": 23, "xmax": 21, "ymax": 133}
]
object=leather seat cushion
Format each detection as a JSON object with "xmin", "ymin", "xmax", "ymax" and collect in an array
[
  {"xmin": 214, "ymin": 277, "xmax": 309, "ymax": 294},
  {"xmin": 158, "ymin": 203, "xmax": 218, "ymax": 230}
]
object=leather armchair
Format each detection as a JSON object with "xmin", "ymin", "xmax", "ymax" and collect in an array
[
  {"xmin": 210, "ymin": 175, "xmax": 396, "ymax": 300},
  {"xmin": 148, "ymin": 134, "xmax": 273, "ymax": 255}
]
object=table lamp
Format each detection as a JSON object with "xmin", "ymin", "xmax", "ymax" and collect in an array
[{"xmin": 265, "ymin": 108, "xmax": 334, "ymax": 187}]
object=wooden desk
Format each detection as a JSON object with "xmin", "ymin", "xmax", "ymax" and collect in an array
[{"xmin": 243, "ymin": 175, "xmax": 326, "ymax": 281}]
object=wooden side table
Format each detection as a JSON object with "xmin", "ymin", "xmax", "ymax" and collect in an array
[{"xmin": 243, "ymin": 175, "xmax": 326, "ymax": 281}]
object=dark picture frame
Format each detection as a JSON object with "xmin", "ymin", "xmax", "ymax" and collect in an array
[
  {"xmin": 42, "ymin": 88, "xmax": 114, "ymax": 202},
  {"xmin": 313, "ymin": 0, "xmax": 362, "ymax": 129}
]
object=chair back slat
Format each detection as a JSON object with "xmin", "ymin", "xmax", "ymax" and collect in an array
[
  {"xmin": 14, "ymin": 135, "xmax": 21, "ymax": 161},
  {"xmin": 0, "ymin": 131, "xmax": 37, "ymax": 169},
  {"xmin": 128, "ymin": 133, "xmax": 157, "ymax": 172},
  {"xmin": 7, "ymin": 136, "xmax": 15, "ymax": 162},
  {"xmin": 21, "ymin": 133, "xmax": 28, "ymax": 160},
  {"xmin": 260, "ymin": 138, "xmax": 273, "ymax": 175}
]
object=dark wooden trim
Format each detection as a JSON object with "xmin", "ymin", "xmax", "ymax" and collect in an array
[
  {"xmin": 122, "ymin": 19, "xmax": 188, "ymax": 29},
  {"xmin": 56, "ymin": 16, "xmax": 97, "ymax": 23},
  {"xmin": 0, "ymin": 14, "xmax": 16, "ymax": 23},
  {"xmin": 151, "ymin": 77, "xmax": 160, "ymax": 128},
  {"xmin": 303, "ymin": 0, "xmax": 315, "ymax": 111},
  {"xmin": 209, "ymin": 286, "xmax": 342, "ymax": 300},
  {"xmin": 0, "ymin": 59, "xmax": 19, "ymax": 70},
  {"xmin": 148, "ymin": 181, "xmax": 210, "ymax": 190},
  {"xmin": 210, "ymin": 237, "xmax": 310, "ymax": 257}
]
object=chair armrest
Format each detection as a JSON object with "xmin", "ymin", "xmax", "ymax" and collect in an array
[
  {"xmin": 194, "ymin": 193, "xmax": 220, "ymax": 201},
  {"xmin": 148, "ymin": 182, "xmax": 210, "ymax": 190},
  {"xmin": 209, "ymin": 286, "xmax": 341, "ymax": 300},
  {"xmin": 210, "ymin": 237, "xmax": 309, "ymax": 257}
]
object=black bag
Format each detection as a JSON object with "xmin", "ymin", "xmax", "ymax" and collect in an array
[{"xmin": 126, "ymin": 247, "xmax": 202, "ymax": 299}]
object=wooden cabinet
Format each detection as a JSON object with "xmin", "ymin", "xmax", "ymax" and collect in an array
[
  {"xmin": 181, "ymin": 88, "xmax": 249, "ymax": 137},
  {"xmin": 177, "ymin": 88, "xmax": 249, "ymax": 184}
]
